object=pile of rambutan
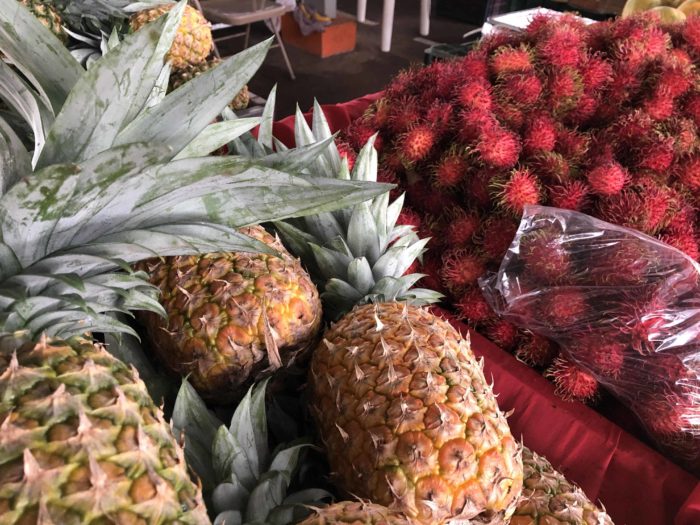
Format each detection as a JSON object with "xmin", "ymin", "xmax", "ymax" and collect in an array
[
  {"xmin": 342, "ymin": 11, "xmax": 700, "ymax": 474},
  {"xmin": 345, "ymin": 13, "xmax": 700, "ymax": 390},
  {"xmin": 480, "ymin": 205, "xmax": 700, "ymax": 475}
]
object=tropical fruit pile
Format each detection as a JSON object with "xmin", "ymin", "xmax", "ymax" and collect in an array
[
  {"xmin": 342, "ymin": 11, "xmax": 700, "ymax": 405},
  {"xmin": 0, "ymin": 2, "xmax": 617, "ymax": 524}
]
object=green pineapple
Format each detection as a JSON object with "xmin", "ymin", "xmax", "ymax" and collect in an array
[{"xmin": 0, "ymin": 1, "xmax": 388, "ymax": 522}]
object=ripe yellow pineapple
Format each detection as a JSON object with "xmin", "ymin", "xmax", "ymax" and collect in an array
[
  {"xmin": 130, "ymin": 4, "xmax": 212, "ymax": 70},
  {"xmin": 0, "ymin": 336, "xmax": 209, "ymax": 524},
  {"xmin": 273, "ymin": 119, "xmax": 523, "ymax": 524},
  {"xmin": 298, "ymin": 501, "xmax": 416, "ymax": 524},
  {"xmin": 138, "ymin": 225, "xmax": 322, "ymax": 403},
  {"xmin": 170, "ymin": 57, "xmax": 251, "ymax": 111}
]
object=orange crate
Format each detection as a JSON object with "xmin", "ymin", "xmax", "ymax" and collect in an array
[{"xmin": 280, "ymin": 12, "xmax": 356, "ymax": 58}]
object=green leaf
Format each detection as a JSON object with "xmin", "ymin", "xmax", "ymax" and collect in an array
[
  {"xmin": 325, "ymin": 279, "xmax": 363, "ymax": 302},
  {"xmin": 257, "ymin": 84, "xmax": 277, "ymax": 149},
  {"xmin": 116, "ymin": 39, "xmax": 273, "ymax": 157},
  {"xmin": 268, "ymin": 443, "xmax": 308, "ymax": 477},
  {"xmin": 352, "ymin": 136, "xmax": 378, "ymax": 182},
  {"xmin": 213, "ymin": 510, "xmax": 242, "ymax": 525},
  {"xmin": 293, "ymin": 105, "xmax": 315, "ymax": 148},
  {"xmin": 244, "ymin": 472, "xmax": 287, "ymax": 523},
  {"xmin": 347, "ymin": 201, "xmax": 380, "ymax": 264},
  {"xmin": 0, "ymin": 117, "xmax": 30, "ymax": 197},
  {"xmin": 0, "ymin": 0, "xmax": 83, "ymax": 114},
  {"xmin": 310, "ymin": 244, "xmax": 351, "ymax": 282},
  {"xmin": 37, "ymin": 4, "xmax": 184, "ymax": 167},
  {"xmin": 228, "ymin": 382, "xmax": 266, "ymax": 480},
  {"xmin": 172, "ymin": 379, "xmax": 221, "ymax": 492},
  {"xmin": 175, "ymin": 118, "xmax": 261, "ymax": 159},
  {"xmin": 373, "ymin": 238, "xmax": 429, "ymax": 280},
  {"xmin": 347, "ymin": 257, "xmax": 374, "ymax": 296},
  {"xmin": 312, "ymin": 100, "xmax": 341, "ymax": 174},
  {"xmin": 211, "ymin": 479, "xmax": 249, "ymax": 515},
  {"xmin": 212, "ymin": 426, "xmax": 256, "ymax": 490},
  {"xmin": 254, "ymin": 136, "xmax": 335, "ymax": 173}
]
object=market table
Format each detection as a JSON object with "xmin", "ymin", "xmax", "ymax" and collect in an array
[{"xmin": 270, "ymin": 93, "xmax": 700, "ymax": 525}]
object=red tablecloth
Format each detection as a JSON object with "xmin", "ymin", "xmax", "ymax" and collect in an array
[{"xmin": 272, "ymin": 95, "xmax": 700, "ymax": 525}]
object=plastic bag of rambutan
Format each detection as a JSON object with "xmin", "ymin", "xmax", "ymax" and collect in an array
[{"xmin": 481, "ymin": 204, "xmax": 700, "ymax": 476}]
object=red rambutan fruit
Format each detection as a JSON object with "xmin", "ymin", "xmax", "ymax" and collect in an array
[
  {"xmin": 489, "ymin": 45, "xmax": 534, "ymax": 76},
  {"xmin": 444, "ymin": 208, "xmax": 481, "ymax": 247},
  {"xmin": 483, "ymin": 319, "xmax": 520, "ymax": 350},
  {"xmin": 431, "ymin": 153, "xmax": 468, "ymax": 190},
  {"xmin": 632, "ymin": 391, "xmax": 700, "ymax": 442},
  {"xmin": 493, "ymin": 100, "xmax": 525, "ymax": 129},
  {"xmin": 498, "ymin": 73, "xmax": 543, "ymax": 106},
  {"xmin": 536, "ymin": 25, "xmax": 585, "ymax": 69},
  {"xmin": 519, "ymin": 227, "xmax": 571, "ymax": 284},
  {"xmin": 542, "ymin": 290, "xmax": 589, "ymax": 327},
  {"xmin": 666, "ymin": 117, "xmax": 698, "ymax": 156},
  {"xmin": 456, "ymin": 286, "xmax": 494, "ymax": 324},
  {"xmin": 459, "ymin": 52, "xmax": 489, "ymax": 83},
  {"xmin": 387, "ymin": 97, "xmax": 423, "ymax": 134},
  {"xmin": 548, "ymin": 68, "xmax": 583, "ymax": 109},
  {"xmin": 616, "ymin": 20, "xmax": 669, "ymax": 67},
  {"xmin": 684, "ymin": 92, "xmax": 700, "ymax": 129},
  {"xmin": 440, "ymin": 249, "xmax": 486, "ymax": 295},
  {"xmin": 586, "ymin": 161, "xmax": 629, "ymax": 196},
  {"xmin": 565, "ymin": 93, "xmax": 599, "ymax": 126},
  {"xmin": 396, "ymin": 207, "xmax": 422, "ymax": 230},
  {"xmin": 377, "ymin": 168, "xmax": 403, "ymax": 201},
  {"xmin": 676, "ymin": 155, "xmax": 700, "ymax": 192},
  {"xmin": 427, "ymin": 60, "xmax": 463, "ymax": 100},
  {"xmin": 581, "ymin": 55, "xmax": 613, "ymax": 93},
  {"xmin": 546, "ymin": 357, "xmax": 599, "ymax": 404},
  {"xmin": 522, "ymin": 115, "xmax": 557, "ymax": 155},
  {"xmin": 643, "ymin": 92, "xmax": 676, "ymax": 122},
  {"xmin": 555, "ymin": 128, "xmax": 590, "ymax": 161},
  {"xmin": 613, "ymin": 110, "xmax": 654, "ymax": 144},
  {"xmin": 531, "ymin": 151, "xmax": 571, "ymax": 183},
  {"xmin": 657, "ymin": 64, "xmax": 693, "ymax": 100},
  {"xmin": 492, "ymin": 168, "xmax": 541, "ymax": 216},
  {"xmin": 682, "ymin": 16, "xmax": 700, "ymax": 57},
  {"xmin": 346, "ymin": 122, "xmax": 382, "ymax": 152},
  {"xmin": 476, "ymin": 127, "xmax": 522, "ymax": 169},
  {"xmin": 549, "ymin": 181, "xmax": 591, "ymax": 211},
  {"xmin": 578, "ymin": 341, "xmax": 626, "ymax": 379},
  {"xmin": 661, "ymin": 228, "xmax": 700, "ymax": 260},
  {"xmin": 516, "ymin": 332, "xmax": 559, "ymax": 368},
  {"xmin": 463, "ymin": 168, "xmax": 497, "ymax": 209},
  {"xmin": 475, "ymin": 215, "xmax": 519, "ymax": 262},
  {"xmin": 399, "ymin": 125, "xmax": 436, "ymax": 164},
  {"xmin": 367, "ymin": 99, "xmax": 391, "ymax": 129},
  {"xmin": 425, "ymin": 101, "xmax": 454, "ymax": 136},
  {"xmin": 457, "ymin": 109, "xmax": 498, "ymax": 144},
  {"xmin": 458, "ymin": 80, "xmax": 493, "ymax": 112},
  {"xmin": 405, "ymin": 183, "xmax": 457, "ymax": 216},
  {"xmin": 335, "ymin": 140, "xmax": 357, "ymax": 171}
]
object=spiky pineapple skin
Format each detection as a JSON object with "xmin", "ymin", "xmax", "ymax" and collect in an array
[
  {"xmin": 511, "ymin": 447, "xmax": 613, "ymax": 525},
  {"xmin": 130, "ymin": 4, "xmax": 212, "ymax": 70},
  {"xmin": 19, "ymin": 0, "xmax": 65, "ymax": 42},
  {"xmin": 298, "ymin": 501, "xmax": 416, "ymax": 524},
  {"xmin": 169, "ymin": 58, "xmax": 250, "ymax": 111},
  {"xmin": 309, "ymin": 303, "xmax": 523, "ymax": 524},
  {"xmin": 0, "ymin": 336, "xmax": 208, "ymax": 524},
  {"xmin": 139, "ymin": 225, "xmax": 322, "ymax": 403}
]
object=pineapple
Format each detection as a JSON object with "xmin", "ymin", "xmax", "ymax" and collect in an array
[
  {"xmin": 298, "ymin": 501, "xmax": 416, "ymax": 525},
  {"xmin": 0, "ymin": 335, "xmax": 209, "ymax": 524},
  {"xmin": 0, "ymin": 1, "xmax": 388, "ymax": 521},
  {"xmin": 512, "ymin": 447, "xmax": 613, "ymax": 525},
  {"xmin": 170, "ymin": 58, "xmax": 250, "ymax": 111},
  {"xmin": 130, "ymin": 4, "xmax": 212, "ymax": 70},
  {"xmin": 18, "ymin": 0, "xmax": 66, "ymax": 42},
  {"xmin": 171, "ymin": 379, "xmax": 331, "ymax": 524},
  {"xmin": 137, "ymin": 225, "xmax": 322, "ymax": 403},
  {"xmin": 269, "ymin": 109, "xmax": 523, "ymax": 523}
]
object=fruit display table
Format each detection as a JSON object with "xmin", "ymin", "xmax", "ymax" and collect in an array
[{"xmin": 272, "ymin": 94, "xmax": 700, "ymax": 525}]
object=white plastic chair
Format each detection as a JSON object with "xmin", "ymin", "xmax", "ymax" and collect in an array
[{"xmin": 356, "ymin": 0, "xmax": 431, "ymax": 52}]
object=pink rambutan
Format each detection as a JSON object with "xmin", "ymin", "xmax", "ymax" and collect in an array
[
  {"xmin": 581, "ymin": 55, "xmax": 613, "ymax": 93},
  {"xmin": 493, "ymin": 100, "xmax": 525, "ymax": 129},
  {"xmin": 346, "ymin": 122, "xmax": 383, "ymax": 152},
  {"xmin": 498, "ymin": 73, "xmax": 543, "ymax": 106},
  {"xmin": 399, "ymin": 125, "xmax": 436, "ymax": 163},
  {"xmin": 578, "ymin": 341, "xmax": 626, "ymax": 379},
  {"xmin": 555, "ymin": 128, "xmax": 590, "ymax": 161},
  {"xmin": 616, "ymin": 20, "xmax": 669, "ymax": 67},
  {"xmin": 425, "ymin": 101, "xmax": 454, "ymax": 136},
  {"xmin": 492, "ymin": 168, "xmax": 541, "ymax": 216},
  {"xmin": 458, "ymin": 80, "xmax": 493, "ymax": 112},
  {"xmin": 531, "ymin": 151, "xmax": 571, "ymax": 183},
  {"xmin": 592, "ymin": 241, "xmax": 654, "ymax": 286},
  {"xmin": 440, "ymin": 249, "xmax": 486, "ymax": 295},
  {"xmin": 377, "ymin": 168, "xmax": 403, "ymax": 201},
  {"xmin": 444, "ymin": 208, "xmax": 480, "ymax": 247},
  {"xmin": 476, "ymin": 127, "xmax": 522, "ymax": 169},
  {"xmin": 427, "ymin": 61, "xmax": 463, "ymax": 100},
  {"xmin": 367, "ymin": 99, "xmax": 391, "ymax": 129},
  {"xmin": 483, "ymin": 319, "xmax": 520, "ymax": 350},
  {"xmin": 546, "ymin": 357, "xmax": 599, "ymax": 404},
  {"xmin": 522, "ymin": 115, "xmax": 557, "ymax": 155},
  {"xmin": 475, "ymin": 215, "xmax": 519, "ymax": 262},
  {"xmin": 489, "ymin": 45, "xmax": 534, "ymax": 76},
  {"xmin": 542, "ymin": 290, "xmax": 589, "ymax": 327},
  {"xmin": 431, "ymin": 153, "xmax": 468, "ymax": 190},
  {"xmin": 519, "ymin": 227, "xmax": 571, "ymax": 284},
  {"xmin": 457, "ymin": 109, "xmax": 498, "ymax": 144},
  {"xmin": 613, "ymin": 111, "xmax": 654, "ymax": 144},
  {"xmin": 676, "ymin": 155, "xmax": 700, "ymax": 192},
  {"xmin": 549, "ymin": 181, "xmax": 591, "ymax": 211},
  {"xmin": 396, "ymin": 207, "xmax": 422, "ymax": 230},
  {"xmin": 666, "ymin": 117, "xmax": 698, "ymax": 156},
  {"xmin": 463, "ymin": 168, "xmax": 497, "ymax": 209},
  {"xmin": 657, "ymin": 64, "xmax": 693, "ymax": 100},
  {"xmin": 643, "ymin": 92, "xmax": 676, "ymax": 122},
  {"xmin": 459, "ymin": 52, "xmax": 489, "ymax": 82},
  {"xmin": 586, "ymin": 161, "xmax": 629, "ymax": 196},
  {"xmin": 684, "ymin": 92, "xmax": 700, "ymax": 129},
  {"xmin": 682, "ymin": 16, "xmax": 700, "ymax": 57},
  {"xmin": 405, "ymin": 183, "xmax": 457, "ymax": 216},
  {"xmin": 536, "ymin": 25, "xmax": 585, "ymax": 69},
  {"xmin": 456, "ymin": 287, "xmax": 494, "ymax": 324},
  {"xmin": 565, "ymin": 93, "xmax": 598, "ymax": 126},
  {"xmin": 516, "ymin": 332, "xmax": 559, "ymax": 368},
  {"xmin": 632, "ymin": 391, "xmax": 700, "ymax": 446},
  {"xmin": 548, "ymin": 68, "xmax": 583, "ymax": 110},
  {"xmin": 661, "ymin": 229, "xmax": 700, "ymax": 260},
  {"xmin": 387, "ymin": 97, "xmax": 423, "ymax": 134}
]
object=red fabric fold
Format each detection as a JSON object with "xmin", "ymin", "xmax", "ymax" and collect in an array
[{"xmin": 273, "ymin": 96, "xmax": 700, "ymax": 525}]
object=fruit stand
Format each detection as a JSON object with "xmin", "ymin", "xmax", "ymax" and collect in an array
[{"xmin": 2, "ymin": 1, "xmax": 700, "ymax": 524}]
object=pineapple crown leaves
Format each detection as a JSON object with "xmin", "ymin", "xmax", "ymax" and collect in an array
[
  {"xmin": 268, "ymin": 104, "xmax": 442, "ymax": 320},
  {"xmin": 0, "ymin": 3, "xmax": 390, "ymax": 340},
  {"xmin": 172, "ymin": 379, "xmax": 331, "ymax": 525}
]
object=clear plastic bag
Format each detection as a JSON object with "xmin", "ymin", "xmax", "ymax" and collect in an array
[{"xmin": 480, "ymin": 205, "xmax": 700, "ymax": 476}]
